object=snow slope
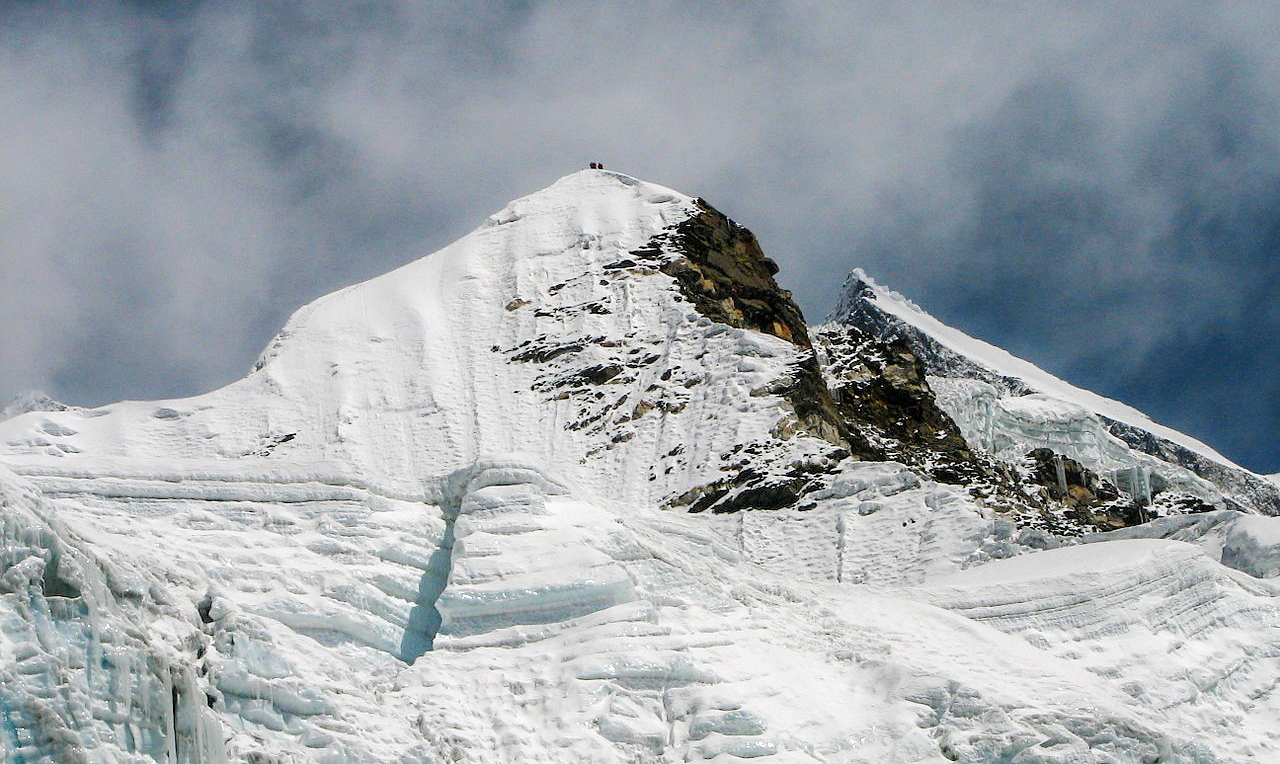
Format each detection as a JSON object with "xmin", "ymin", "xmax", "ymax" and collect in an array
[
  {"xmin": 2, "ymin": 171, "xmax": 1279, "ymax": 762},
  {"xmin": 1087, "ymin": 509, "xmax": 1280, "ymax": 579},
  {"xmin": 0, "ymin": 390, "xmax": 74, "ymax": 421},
  {"xmin": 9, "ymin": 451, "xmax": 1280, "ymax": 762}
]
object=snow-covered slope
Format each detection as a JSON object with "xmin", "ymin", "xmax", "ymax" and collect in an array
[
  {"xmin": 8, "ymin": 448, "xmax": 1280, "ymax": 763},
  {"xmin": 2, "ymin": 170, "xmax": 1279, "ymax": 762},
  {"xmin": 827, "ymin": 269, "xmax": 1280, "ymax": 516}
]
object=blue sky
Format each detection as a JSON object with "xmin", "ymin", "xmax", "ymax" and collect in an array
[{"xmin": 1, "ymin": 1, "xmax": 1276, "ymax": 474}]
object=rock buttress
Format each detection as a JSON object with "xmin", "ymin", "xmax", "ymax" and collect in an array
[{"xmin": 643, "ymin": 199, "xmax": 860, "ymax": 456}]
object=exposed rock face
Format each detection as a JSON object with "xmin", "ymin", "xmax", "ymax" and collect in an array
[
  {"xmin": 646, "ymin": 199, "xmax": 853, "ymax": 453},
  {"xmin": 830, "ymin": 277, "xmax": 1033, "ymax": 396},
  {"xmin": 1023, "ymin": 447, "xmax": 1144, "ymax": 530},
  {"xmin": 638, "ymin": 201, "xmax": 1080, "ymax": 523},
  {"xmin": 656, "ymin": 201, "xmax": 806, "ymax": 345},
  {"xmin": 814, "ymin": 323, "xmax": 975, "ymax": 471},
  {"xmin": 638, "ymin": 242, "xmax": 1263, "ymax": 531},
  {"xmin": 812, "ymin": 323, "xmax": 1120, "ymax": 529},
  {"xmin": 628, "ymin": 199, "xmax": 858, "ymax": 512}
]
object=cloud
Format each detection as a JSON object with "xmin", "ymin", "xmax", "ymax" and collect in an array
[{"xmin": 0, "ymin": 0, "xmax": 1276, "ymax": 470}]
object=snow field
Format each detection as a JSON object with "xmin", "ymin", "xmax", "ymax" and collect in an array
[{"xmin": 923, "ymin": 539, "xmax": 1280, "ymax": 761}]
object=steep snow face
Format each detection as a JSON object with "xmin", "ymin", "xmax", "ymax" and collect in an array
[
  {"xmin": 930, "ymin": 377, "xmax": 1221, "ymax": 503},
  {"xmin": 828, "ymin": 269, "xmax": 1280, "ymax": 515},
  {"xmin": 0, "ymin": 171, "xmax": 836, "ymax": 510}
]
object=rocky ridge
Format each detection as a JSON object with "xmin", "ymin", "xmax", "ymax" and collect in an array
[
  {"xmin": 631, "ymin": 201, "xmax": 1166, "ymax": 530},
  {"xmin": 828, "ymin": 270, "xmax": 1280, "ymax": 519}
]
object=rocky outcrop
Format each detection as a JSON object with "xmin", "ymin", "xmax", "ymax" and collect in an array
[
  {"xmin": 829, "ymin": 277, "xmax": 1033, "ymax": 397},
  {"xmin": 813, "ymin": 323, "xmax": 1122, "ymax": 528},
  {"xmin": 641, "ymin": 199, "xmax": 855, "ymax": 454},
  {"xmin": 635, "ymin": 202, "xmax": 1047, "ymax": 518},
  {"xmin": 621, "ymin": 199, "xmax": 867, "ymax": 513},
  {"xmin": 1023, "ymin": 448, "xmax": 1145, "ymax": 530},
  {"xmin": 653, "ymin": 201, "xmax": 806, "ymax": 346},
  {"xmin": 814, "ymin": 323, "xmax": 975, "ymax": 472}
]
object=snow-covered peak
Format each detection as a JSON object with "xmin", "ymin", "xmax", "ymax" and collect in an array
[
  {"xmin": 254, "ymin": 169, "xmax": 694, "ymax": 368},
  {"xmin": 830, "ymin": 268, "xmax": 1238, "ymax": 469},
  {"xmin": 5, "ymin": 172, "xmax": 1280, "ymax": 763},
  {"xmin": 0, "ymin": 170, "xmax": 842, "ymax": 511},
  {"xmin": 828, "ymin": 267, "xmax": 1280, "ymax": 516},
  {"xmin": 1, "ymin": 389, "xmax": 74, "ymax": 421}
]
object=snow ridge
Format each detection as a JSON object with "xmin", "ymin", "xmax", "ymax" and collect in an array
[{"xmin": 1, "ymin": 389, "xmax": 74, "ymax": 421}]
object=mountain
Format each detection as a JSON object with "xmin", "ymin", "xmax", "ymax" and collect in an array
[
  {"xmin": 1, "ymin": 389, "xmax": 75, "ymax": 421},
  {"xmin": 1, "ymin": 170, "xmax": 1278, "ymax": 763},
  {"xmin": 825, "ymin": 269, "xmax": 1280, "ymax": 519}
]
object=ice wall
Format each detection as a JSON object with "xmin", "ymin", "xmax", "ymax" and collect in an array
[
  {"xmin": 0, "ymin": 466, "xmax": 225, "ymax": 763},
  {"xmin": 930, "ymin": 376, "xmax": 1226, "ymax": 507}
]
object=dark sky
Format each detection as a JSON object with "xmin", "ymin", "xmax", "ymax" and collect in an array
[{"xmin": 2, "ymin": 1, "xmax": 1277, "ymax": 474}]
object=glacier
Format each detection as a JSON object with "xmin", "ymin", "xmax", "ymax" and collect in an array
[{"xmin": 1, "ymin": 169, "xmax": 1279, "ymax": 763}]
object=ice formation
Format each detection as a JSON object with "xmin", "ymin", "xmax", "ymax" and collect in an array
[{"xmin": 1, "ymin": 170, "xmax": 1278, "ymax": 762}]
